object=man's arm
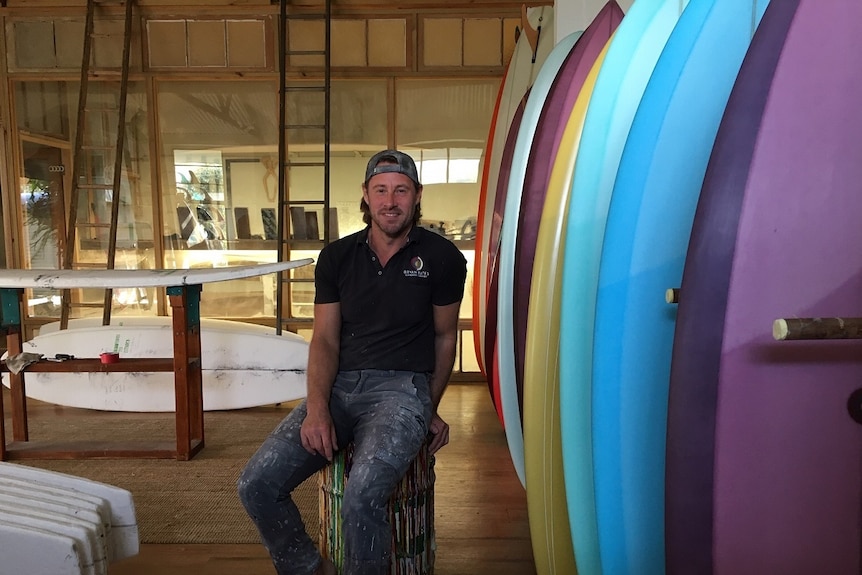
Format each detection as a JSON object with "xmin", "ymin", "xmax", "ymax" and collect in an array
[
  {"xmin": 427, "ymin": 301, "xmax": 460, "ymax": 454},
  {"xmin": 300, "ymin": 301, "xmax": 341, "ymax": 461}
]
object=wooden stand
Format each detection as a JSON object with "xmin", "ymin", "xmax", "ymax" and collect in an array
[{"xmin": 0, "ymin": 285, "xmax": 205, "ymax": 461}]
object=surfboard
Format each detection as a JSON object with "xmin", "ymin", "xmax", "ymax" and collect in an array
[
  {"xmin": 668, "ymin": 1, "xmax": 862, "ymax": 572},
  {"xmin": 557, "ymin": 1, "xmax": 687, "ymax": 573},
  {"xmin": 472, "ymin": 75, "xmax": 505, "ymax": 376},
  {"xmin": 475, "ymin": 5, "xmax": 555, "ymax": 377},
  {"xmin": 590, "ymin": 1, "xmax": 768, "ymax": 573},
  {"xmin": 665, "ymin": 2, "xmax": 797, "ymax": 571},
  {"xmin": 524, "ymin": 10, "xmax": 618, "ymax": 572},
  {"xmin": 498, "ymin": 28, "xmax": 587, "ymax": 489},
  {"xmin": 0, "ymin": 461, "xmax": 138, "ymax": 560},
  {"xmin": 485, "ymin": 93, "xmax": 529, "ymax": 423},
  {"xmin": 0, "ymin": 522, "xmax": 85, "ymax": 575},
  {"xmin": 3, "ymin": 318, "xmax": 309, "ymax": 412},
  {"xmin": 0, "ymin": 260, "xmax": 313, "ymax": 289}
]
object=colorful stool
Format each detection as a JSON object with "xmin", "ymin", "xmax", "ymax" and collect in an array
[{"xmin": 318, "ymin": 443, "xmax": 436, "ymax": 575}]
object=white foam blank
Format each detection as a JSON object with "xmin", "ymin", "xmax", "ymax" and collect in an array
[
  {"xmin": 0, "ymin": 463, "xmax": 138, "ymax": 560},
  {"xmin": 0, "ymin": 508, "xmax": 102, "ymax": 575},
  {"xmin": 0, "ymin": 522, "xmax": 85, "ymax": 575}
]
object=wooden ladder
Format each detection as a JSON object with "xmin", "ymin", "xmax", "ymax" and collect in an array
[
  {"xmin": 60, "ymin": 0, "xmax": 135, "ymax": 329},
  {"xmin": 274, "ymin": 0, "xmax": 332, "ymax": 335}
]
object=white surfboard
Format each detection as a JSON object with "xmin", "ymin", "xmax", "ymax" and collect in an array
[
  {"xmin": 4, "ymin": 318, "xmax": 309, "ymax": 412},
  {"xmin": 0, "ymin": 522, "xmax": 85, "ymax": 575},
  {"xmin": 0, "ymin": 462, "xmax": 138, "ymax": 561},
  {"xmin": 0, "ymin": 259, "xmax": 313, "ymax": 289},
  {"xmin": 0, "ymin": 481, "xmax": 112, "ymax": 560},
  {"xmin": 0, "ymin": 508, "xmax": 103, "ymax": 575}
]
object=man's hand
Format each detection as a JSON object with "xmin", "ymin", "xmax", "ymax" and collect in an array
[
  {"xmin": 427, "ymin": 413, "xmax": 450, "ymax": 454},
  {"xmin": 301, "ymin": 406, "xmax": 338, "ymax": 461}
]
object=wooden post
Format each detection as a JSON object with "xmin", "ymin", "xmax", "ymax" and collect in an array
[
  {"xmin": 1, "ymin": 289, "xmax": 27, "ymax": 442},
  {"xmin": 0, "ymin": 330, "xmax": 5, "ymax": 461},
  {"xmin": 168, "ymin": 284, "xmax": 204, "ymax": 461},
  {"xmin": 773, "ymin": 317, "xmax": 862, "ymax": 341}
]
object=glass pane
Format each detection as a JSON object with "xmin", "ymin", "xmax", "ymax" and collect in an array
[
  {"xmin": 158, "ymin": 80, "xmax": 279, "ymax": 316},
  {"xmin": 396, "ymin": 78, "xmax": 498, "ymax": 329},
  {"xmin": 14, "ymin": 80, "xmax": 157, "ymax": 319}
]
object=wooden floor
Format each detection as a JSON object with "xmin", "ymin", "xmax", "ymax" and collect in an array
[{"xmin": 12, "ymin": 382, "xmax": 536, "ymax": 575}]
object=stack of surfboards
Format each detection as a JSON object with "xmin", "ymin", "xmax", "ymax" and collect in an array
[
  {"xmin": 480, "ymin": 0, "xmax": 862, "ymax": 573},
  {"xmin": 0, "ymin": 462, "xmax": 138, "ymax": 575}
]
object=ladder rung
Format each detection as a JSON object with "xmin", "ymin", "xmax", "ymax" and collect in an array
[
  {"xmin": 80, "ymin": 145, "xmax": 115, "ymax": 151},
  {"xmin": 286, "ymin": 50, "xmax": 327, "ymax": 57},
  {"xmin": 285, "ymin": 161, "xmax": 326, "ymax": 168},
  {"xmin": 283, "ymin": 12, "xmax": 328, "ymax": 20},
  {"xmin": 285, "ymin": 200, "xmax": 326, "ymax": 206},
  {"xmin": 285, "ymin": 124, "xmax": 327, "ymax": 130},
  {"xmin": 75, "ymin": 184, "xmax": 113, "ymax": 190},
  {"xmin": 283, "ymin": 86, "xmax": 327, "ymax": 93},
  {"xmin": 88, "ymin": 69, "xmax": 123, "ymax": 77},
  {"xmin": 67, "ymin": 302, "xmax": 108, "ymax": 308},
  {"xmin": 77, "ymin": 223, "xmax": 111, "ymax": 228}
]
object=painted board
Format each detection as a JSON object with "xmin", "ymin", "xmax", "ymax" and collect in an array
[
  {"xmin": 557, "ymin": 0, "xmax": 688, "ymax": 572},
  {"xmin": 668, "ymin": 1, "xmax": 862, "ymax": 573},
  {"xmin": 0, "ymin": 259, "xmax": 313, "ymax": 289},
  {"xmin": 484, "ymin": 93, "xmax": 529, "ymax": 422},
  {"xmin": 590, "ymin": 0, "xmax": 768, "ymax": 573},
  {"xmin": 3, "ymin": 318, "xmax": 309, "ymax": 412},
  {"xmin": 475, "ymin": 5, "xmax": 555, "ymax": 374},
  {"xmin": 524, "ymin": 23, "xmax": 615, "ymax": 575},
  {"xmin": 472, "ymin": 75, "xmax": 505, "ymax": 375},
  {"xmin": 498, "ymin": 28, "xmax": 584, "ymax": 488}
]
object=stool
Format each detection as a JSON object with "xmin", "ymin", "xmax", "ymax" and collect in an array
[{"xmin": 318, "ymin": 443, "xmax": 436, "ymax": 575}]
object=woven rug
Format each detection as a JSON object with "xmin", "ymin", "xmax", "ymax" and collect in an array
[{"xmin": 9, "ymin": 403, "xmax": 319, "ymax": 545}]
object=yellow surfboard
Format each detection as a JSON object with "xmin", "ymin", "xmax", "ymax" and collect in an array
[{"xmin": 523, "ymin": 40, "xmax": 612, "ymax": 575}]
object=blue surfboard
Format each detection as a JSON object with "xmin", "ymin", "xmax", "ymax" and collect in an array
[
  {"xmin": 497, "ymin": 29, "xmax": 582, "ymax": 487},
  {"xmin": 557, "ymin": 0, "xmax": 688, "ymax": 572},
  {"xmin": 591, "ymin": 1, "xmax": 769, "ymax": 574}
]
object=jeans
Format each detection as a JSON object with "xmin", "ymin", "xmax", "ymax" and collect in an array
[{"xmin": 238, "ymin": 369, "xmax": 433, "ymax": 575}]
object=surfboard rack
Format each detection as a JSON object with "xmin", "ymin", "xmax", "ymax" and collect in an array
[
  {"xmin": 0, "ymin": 285, "xmax": 205, "ymax": 462},
  {"xmin": 772, "ymin": 317, "xmax": 862, "ymax": 341}
]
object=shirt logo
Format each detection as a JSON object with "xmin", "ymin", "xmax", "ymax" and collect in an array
[{"xmin": 403, "ymin": 256, "xmax": 429, "ymax": 279}]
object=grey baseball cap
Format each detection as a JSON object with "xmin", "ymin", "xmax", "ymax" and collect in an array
[{"xmin": 364, "ymin": 150, "xmax": 421, "ymax": 188}]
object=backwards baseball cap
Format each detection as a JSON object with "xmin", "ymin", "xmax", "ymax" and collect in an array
[{"xmin": 364, "ymin": 149, "xmax": 421, "ymax": 188}]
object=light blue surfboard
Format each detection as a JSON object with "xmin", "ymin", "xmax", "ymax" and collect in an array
[
  {"xmin": 592, "ymin": 1, "xmax": 769, "ymax": 574},
  {"xmin": 557, "ymin": 0, "xmax": 688, "ymax": 573},
  {"xmin": 497, "ymin": 29, "xmax": 582, "ymax": 488}
]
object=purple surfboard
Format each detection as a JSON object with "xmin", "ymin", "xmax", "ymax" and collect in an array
[
  {"xmin": 667, "ymin": 1, "xmax": 862, "ymax": 573},
  {"xmin": 513, "ymin": 0, "xmax": 623, "ymax": 413}
]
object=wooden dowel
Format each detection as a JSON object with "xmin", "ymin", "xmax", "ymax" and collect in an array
[
  {"xmin": 666, "ymin": 288, "xmax": 680, "ymax": 304},
  {"xmin": 773, "ymin": 317, "xmax": 862, "ymax": 341}
]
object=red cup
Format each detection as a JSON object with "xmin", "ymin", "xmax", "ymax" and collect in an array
[{"xmin": 100, "ymin": 352, "xmax": 120, "ymax": 364}]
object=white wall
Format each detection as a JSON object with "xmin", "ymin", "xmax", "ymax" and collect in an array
[{"xmin": 555, "ymin": 0, "xmax": 635, "ymax": 41}]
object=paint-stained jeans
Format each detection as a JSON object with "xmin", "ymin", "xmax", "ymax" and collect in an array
[{"xmin": 238, "ymin": 369, "xmax": 433, "ymax": 575}]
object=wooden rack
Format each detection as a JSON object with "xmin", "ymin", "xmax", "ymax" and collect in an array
[{"xmin": 0, "ymin": 285, "xmax": 204, "ymax": 461}]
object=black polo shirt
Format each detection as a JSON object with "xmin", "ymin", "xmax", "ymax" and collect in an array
[{"xmin": 314, "ymin": 225, "xmax": 467, "ymax": 373}]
